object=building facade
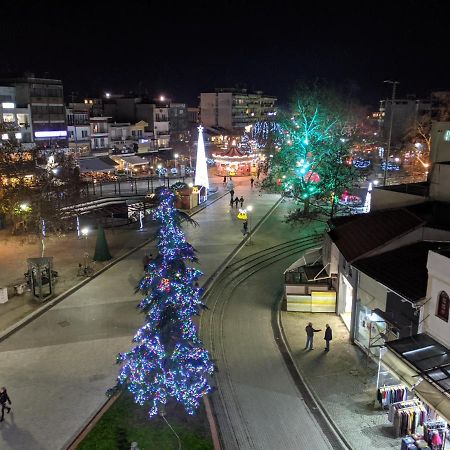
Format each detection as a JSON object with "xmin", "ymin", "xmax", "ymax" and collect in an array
[
  {"xmin": 0, "ymin": 74, "xmax": 67, "ymax": 148},
  {"xmin": 200, "ymin": 88, "xmax": 277, "ymax": 132}
]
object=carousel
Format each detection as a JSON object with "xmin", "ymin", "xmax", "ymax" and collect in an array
[{"xmin": 212, "ymin": 147, "xmax": 257, "ymax": 177}]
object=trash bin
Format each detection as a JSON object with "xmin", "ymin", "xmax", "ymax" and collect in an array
[{"xmin": 0, "ymin": 287, "xmax": 8, "ymax": 304}]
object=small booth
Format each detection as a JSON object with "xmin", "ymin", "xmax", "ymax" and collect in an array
[
  {"xmin": 174, "ymin": 186, "xmax": 207, "ymax": 209},
  {"xmin": 212, "ymin": 147, "xmax": 257, "ymax": 177},
  {"xmin": 283, "ymin": 247, "xmax": 336, "ymax": 312},
  {"xmin": 27, "ymin": 257, "xmax": 55, "ymax": 302}
]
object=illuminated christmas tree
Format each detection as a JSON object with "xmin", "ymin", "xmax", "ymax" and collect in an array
[
  {"xmin": 114, "ymin": 188, "xmax": 214, "ymax": 417},
  {"xmin": 194, "ymin": 125, "xmax": 209, "ymax": 190},
  {"xmin": 265, "ymin": 86, "xmax": 359, "ymax": 218}
]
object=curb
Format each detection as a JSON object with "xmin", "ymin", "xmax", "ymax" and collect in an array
[{"xmin": 275, "ymin": 298, "xmax": 354, "ymax": 450}]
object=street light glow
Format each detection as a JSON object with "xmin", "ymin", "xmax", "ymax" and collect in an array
[
  {"xmin": 20, "ymin": 203, "xmax": 29, "ymax": 211},
  {"xmin": 174, "ymin": 153, "xmax": 179, "ymax": 159},
  {"xmin": 81, "ymin": 227, "xmax": 89, "ymax": 237},
  {"xmin": 247, "ymin": 205, "xmax": 253, "ymax": 212}
]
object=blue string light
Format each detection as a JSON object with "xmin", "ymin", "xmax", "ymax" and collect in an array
[{"xmin": 115, "ymin": 189, "xmax": 214, "ymax": 417}]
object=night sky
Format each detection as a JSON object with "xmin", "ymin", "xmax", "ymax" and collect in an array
[{"xmin": 3, "ymin": 1, "xmax": 449, "ymax": 108}]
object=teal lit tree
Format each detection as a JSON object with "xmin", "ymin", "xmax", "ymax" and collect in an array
[
  {"xmin": 264, "ymin": 85, "xmax": 359, "ymax": 218},
  {"xmin": 112, "ymin": 188, "xmax": 214, "ymax": 417}
]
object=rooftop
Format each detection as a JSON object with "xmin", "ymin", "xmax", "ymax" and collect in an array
[
  {"xmin": 354, "ymin": 241, "xmax": 446, "ymax": 303},
  {"xmin": 328, "ymin": 208, "xmax": 424, "ymax": 262}
]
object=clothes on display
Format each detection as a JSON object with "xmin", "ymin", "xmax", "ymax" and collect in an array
[
  {"xmin": 378, "ymin": 384, "xmax": 409, "ymax": 408},
  {"xmin": 389, "ymin": 399, "xmax": 428, "ymax": 437},
  {"xmin": 423, "ymin": 421, "xmax": 447, "ymax": 450}
]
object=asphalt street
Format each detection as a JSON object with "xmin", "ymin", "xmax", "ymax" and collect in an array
[{"xmin": 201, "ymin": 201, "xmax": 337, "ymax": 449}]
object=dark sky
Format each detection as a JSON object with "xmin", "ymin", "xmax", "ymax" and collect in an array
[{"xmin": 3, "ymin": 1, "xmax": 449, "ymax": 109}]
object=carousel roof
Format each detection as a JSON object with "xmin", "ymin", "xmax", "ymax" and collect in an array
[{"xmin": 213, "ymin": 146, "xmax": 253, "ymax": 160}]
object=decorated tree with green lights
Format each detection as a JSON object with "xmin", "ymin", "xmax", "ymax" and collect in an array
[
  {"xmin": 264, "ymin": 85, "xmax": 360, "ymax": 219},
  {"xmin": 111, "ymin": 188, "xmax": 214, "ymax": 417}
]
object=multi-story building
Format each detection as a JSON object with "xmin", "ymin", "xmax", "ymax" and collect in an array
[
  {"xmin": 0, "ymin": 85, "xmax": 33, "ymax": 145},
  {"xmin": 379, "ymin": 96, "xmax": 431, "ymax": 145},
  {"xmin": 103, "ymin": 96, "xmax": 171, "ymax": 150},
  {"xmin": 200, "ymin": 88, "xmax": 277, "ymax": 132},
  {"xmin": 90, "ymin": 117, "xmax": 110, "ymax": 155},
  {"xmin": 169, "ymin": 103, "xmax": 188, "ymax": 142},
  {"xmin": 66, "ymin": 105, "xmax": 90, "ymax": 156},
  {"xmin": 0, "ymin": 74, "xmax": 67, "ymax": 148}
]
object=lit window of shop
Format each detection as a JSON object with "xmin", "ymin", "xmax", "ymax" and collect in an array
[
  {"xmin": 2, "ymin": 113, "xmax": 15, "ymax": 122},
  {"xmin": 436, "ymin": 290, "xmax": 449, "ymax": 322}
]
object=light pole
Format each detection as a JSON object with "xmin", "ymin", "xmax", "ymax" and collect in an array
[
  {"xmin": 81, "ymin": 227, "xmax": 89, "ymax": 270},
  {"xmin": 383, "ymin": 80, "xmax": 399, "ymax": 186},
  {"xmin": 174, "ymin": 153, "xmax": 179, "ymax": 177}
]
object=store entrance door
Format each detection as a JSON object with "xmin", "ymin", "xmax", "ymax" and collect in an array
[{"xmin": 340, "ymin": 275, "xmax": 353, "ymax": 331}]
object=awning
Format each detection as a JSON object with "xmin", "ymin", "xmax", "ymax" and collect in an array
[
  {"xmin": 121, "ymin": 156, "xmax": 150, "ymax": 166},
  {"xmin": 78, "ymin": 158, "xmax": 116, "ymax": 173},
  {"xmin": 382, "ymin": 347, "xmax": 450, "ymax": 423},
  {"xmin": 284, "ymin": 247, "xmax": 322, "ymax": 273}
]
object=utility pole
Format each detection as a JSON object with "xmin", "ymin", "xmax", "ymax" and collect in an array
[{"xmin": 383, "ymin": 80, "xmax": 399, "ymax": 186}]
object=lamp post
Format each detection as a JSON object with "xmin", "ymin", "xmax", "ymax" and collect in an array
[
  {"xmin": 174, "ymin": 153, "xmax": 179, "ymax": 178},
  {"xmin": 81, "ymin": 227, "xmax": 89, "ymax": 270},
  {"xmin": 383, "ymin": 80, "xmax": 399, "ymax": 186}
]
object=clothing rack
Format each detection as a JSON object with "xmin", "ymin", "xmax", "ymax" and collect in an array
[
  {"xmin": 377, "ymin": 384, "xmax": 408, "ymax": 408},
  {"xmin": 424, "ymin": 420, "xmax": 447, "ymax": 450},
  {"xmin": 389, "ymin": 399, "xmax": 427, "ymax": 437}
]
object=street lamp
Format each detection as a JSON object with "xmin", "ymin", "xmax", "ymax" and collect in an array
[
  {"xmin": 383, "ymin": 80, "xmax": 400, "ymax": 186},
  {"xmin": 174, "ymin": 153, "xmax": 179, "ymax": 174},
  {"xmin": 81, "ymin": 227, "xmax": 89, "ymax": 270}
]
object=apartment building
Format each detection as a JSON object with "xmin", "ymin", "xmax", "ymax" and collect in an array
[{"xmin": 200, "ymin": 88, "xmax": 277, "ymax": 132}]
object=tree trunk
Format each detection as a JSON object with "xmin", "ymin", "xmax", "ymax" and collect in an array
[{"xmin": 303, "ymin": 199, "xmax": 310, "ymax": 215}]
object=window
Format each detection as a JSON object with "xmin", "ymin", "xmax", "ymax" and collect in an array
[
  {"xmin": 436, "ymin": 291, "xmax": 450, "ymax": 322},
  {"xmin": 2, "ymin": 113, "xmax": 15, "ymax": 123},
  {"xmin": 444, "ymin": 130, "xmax": 450, "ymax": 141},
  {"xmin": 82, "ymin": 130, "xmax": 88, "ymax": 138}
]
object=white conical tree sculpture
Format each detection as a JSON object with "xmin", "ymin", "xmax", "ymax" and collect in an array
[{"xmin": 195, "ymin": 125, "xmax": 209, "ymax": 190}]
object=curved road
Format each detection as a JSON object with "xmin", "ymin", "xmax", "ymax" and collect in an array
[{"xmin": 201, "ymin": 202, "xmax": 342, "ymax": 450}]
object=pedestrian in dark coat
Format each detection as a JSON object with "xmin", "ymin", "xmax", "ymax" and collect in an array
[
  {"xmin": 250, "ymin": 177, "xmax": 254, "ymax": 188},
  {"xmin": 324, "ymin": 324, "xmax": 333, "ymax": 351},
  {"xmin": 239, "ymin": 196, "xmax": 244, "ymax": 207},
  {"xmin": 243, "ymin": 220, "xmax": 248, "ymax": 235},
  {"xmin": 0, "ymin": 387, "xmax": 11, "ymax": 421},
  {"xmin": 234, "ymin": 197, "xmax": 239, "ymax": 208},
  {"xmin": 305, "ymin": 322, "xmax": 321, "ymax": 350},
  {"xmin": 230, "ymin": 197, "xmax": 235, "ymax": 207},
  {"xmin": 223, "ymin": 176, "xmax": 227, "ymax": 183},
  {"xmin": 230, "ymin": 189, "xmax": 235, "ymax": 199}
]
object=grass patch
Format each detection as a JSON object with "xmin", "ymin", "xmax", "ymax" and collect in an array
[{"xmin": 77, "ymin": 393, "xmax": 213, "ymax": 450}]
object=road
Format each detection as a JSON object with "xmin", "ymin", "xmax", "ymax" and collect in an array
[
  {"xmin": 201, "ymin": 201, "xmax": 341, "ymax": 450},
  {"xmin": 0, "ymin": 179, "xmax": 278, "ymax": 450}
]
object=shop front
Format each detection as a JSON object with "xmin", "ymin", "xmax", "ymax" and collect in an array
[{"xmin": 372, "ymin": 334, "xmax": 450, "ymax": 449}]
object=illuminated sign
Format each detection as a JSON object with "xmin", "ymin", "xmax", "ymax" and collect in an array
[
  {"xmin": 15, "ymin": 132, "xmax": 22, "ymax": 139},
  {"xmin": 34, "ymin": 130, "xmax": 68, "ymax": 138},
  {"xmin": 1, "ymin": 133, "xmax": 8, "ymax": 140},
  {"xmin": 1, "ymin": 102, "xmax": 15, "ymax": 109}
]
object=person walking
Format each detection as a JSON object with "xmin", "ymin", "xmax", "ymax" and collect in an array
[
  {"xmin": 234, "ymin": 197, "xmax": 239, "ymax": 208},
  {"xmin": 250, "ymin": 177, "xmax": 254, "ymax": 188},
  {"xmin": 239, "ymin": 196, "xmax": 244, "ymax": 208},
  {"xmin": 243, "ymin": 220, "xmax": 248, "ymax": 235},
  {"xmin": 324, "ymin": 324, "xmax": 333, "ymax": 352},
  {"xmin": 305, "ymin": 322, "xmax": 321, "ymax": 350},
  {"xmin": 223, "ymin": 176, "xmax": 227, "ymax": 184},
  {"xmin": 230, "ymin": 189, "xmax": 235, "ymax": 199},
  {"xmin": 230, "ymin": 196, "xmax": 235, "ymax": 207},
  {"xmin": 0, "ymin": 387, "xmax": 11, "ymax": 422}
]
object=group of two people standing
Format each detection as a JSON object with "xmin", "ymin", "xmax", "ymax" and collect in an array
[
  {"xmin": 305, "ymin": 323, "xmax": 333, "ymax": 352},
  {"xmin": 229, "ymin": 189, "xmax": 244, "ymax": 208}
]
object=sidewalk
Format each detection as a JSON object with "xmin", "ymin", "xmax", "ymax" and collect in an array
[
  {"xmin": 281, "ymin": 312, "xmax": 399, "ymax": 449},
  {"xmin": 0, "ymin": 176, "xmax": 228, "ymax": 334}
]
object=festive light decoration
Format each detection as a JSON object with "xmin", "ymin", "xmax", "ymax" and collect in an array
[
  {"xmin": 114, "ymin": 189, "xmax": 214, "ymax": 417},
  {"xmin": 195, "ymin": 125, "xmax": 209, "ymax": 190},
  {"xmin": 266, "ymin": 90, "xmax": 358, "ymax": 216}
]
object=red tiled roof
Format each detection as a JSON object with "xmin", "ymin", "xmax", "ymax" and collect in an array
[{"xmin": 328, "ymin": 208, "xmax": 424, "ymax": 262}]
